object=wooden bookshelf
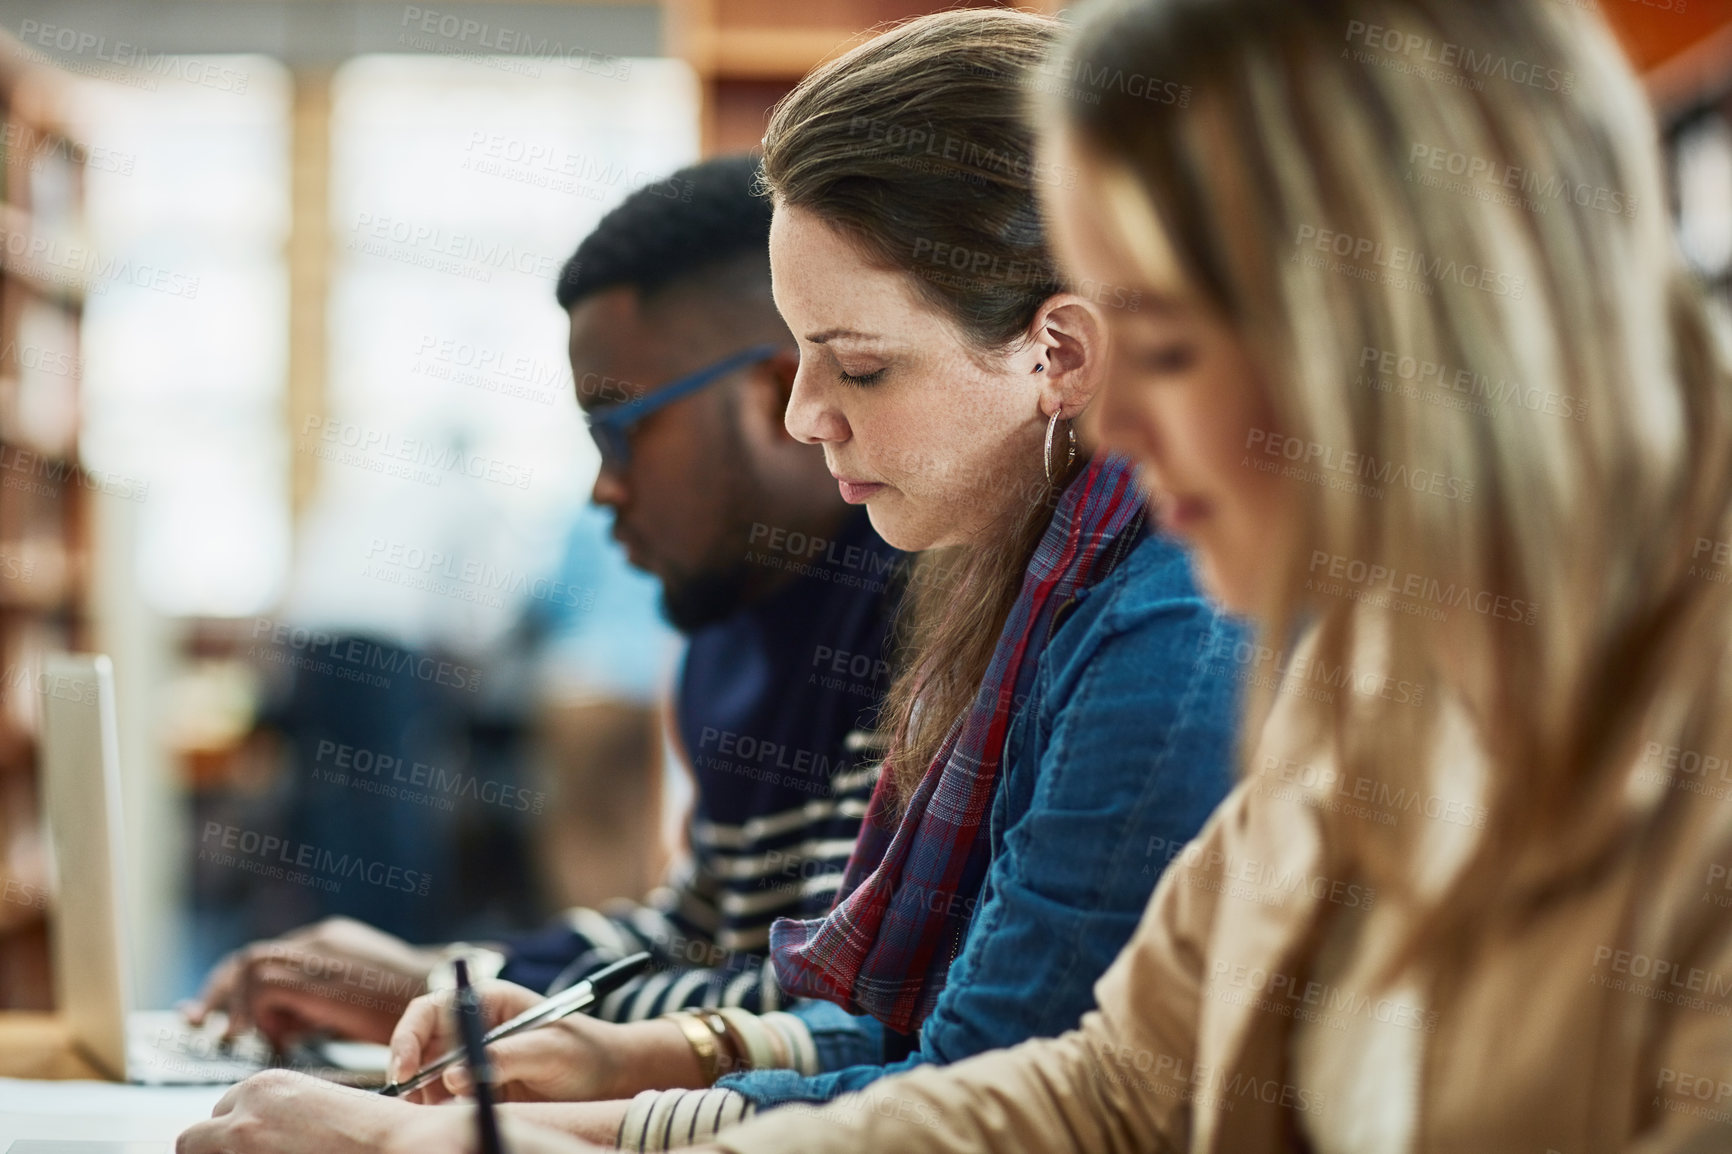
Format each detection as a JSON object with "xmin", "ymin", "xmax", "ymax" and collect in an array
[
  {"xmin": 666, "ymin": 0, "xmax": 1063, "ymax": 156},
  {"xmin": 0, "ymin": 32, "xmax": 89, "ymax": 1011}
]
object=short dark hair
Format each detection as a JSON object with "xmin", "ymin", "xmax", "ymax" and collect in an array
[{"xmin": 554, "ymin": 154, "xmax": 773, "ymax": 310}]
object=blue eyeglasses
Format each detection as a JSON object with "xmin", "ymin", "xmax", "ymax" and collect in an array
[{"xmin": 586, "ymin": 343, "xmax": 784, "ymax": 469}]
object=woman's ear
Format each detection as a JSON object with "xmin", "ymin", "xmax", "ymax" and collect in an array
[{"xmin": 1029, "ymin": 293, "xmax": 1107, "ymax": 418}]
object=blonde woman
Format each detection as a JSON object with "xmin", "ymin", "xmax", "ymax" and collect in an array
[{"xmin": 669, "ymin": 0, "xmax": 1732, "ymax": 1151}]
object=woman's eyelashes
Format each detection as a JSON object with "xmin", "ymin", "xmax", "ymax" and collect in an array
[{"xmin": 836, "ymin": 365, "xmax": 887, "ymax": 386}]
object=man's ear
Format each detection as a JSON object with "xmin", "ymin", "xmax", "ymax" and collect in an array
[
  {"xmin": 743, "ymin": 347, "xmax": 803, "ymax": 443},
  {"xmin": 1030, "ymin": 294, "xmax": 1107, "ymax": 418}
]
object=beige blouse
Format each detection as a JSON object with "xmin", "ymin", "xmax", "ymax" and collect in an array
[{"xmin": 1289, "ymin": 703, "xmax": 1482, "ymax": 1154}]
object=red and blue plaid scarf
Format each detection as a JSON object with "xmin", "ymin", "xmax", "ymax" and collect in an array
[{"xmin": 768, "ymin": 453, "xmax": 1148, "ymax": 1033}]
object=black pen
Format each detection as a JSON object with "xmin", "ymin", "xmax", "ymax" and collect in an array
[{"xmin": 453, "ymin": 958, "xmax": 506, "ymax": 1154}]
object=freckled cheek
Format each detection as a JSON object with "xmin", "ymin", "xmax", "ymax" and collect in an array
[
  {"xmin": 903, "ymin": 433, "xmax": 964, "ymax": 496},
  {"xmin": 884, "ymin": 406, "xmax": 970, "ymax": 492},
  {"xmin": 853, "ymin": 424, "xmax": 920, "ymax": 491}
]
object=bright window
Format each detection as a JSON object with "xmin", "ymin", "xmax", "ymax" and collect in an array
[
  {"xmin": 289, "ymin": 54, "xmax": 697, "ymax": 652},
  {"xmin": 74, "ymin": 55, "xmax": 293, "ymax": 618}
]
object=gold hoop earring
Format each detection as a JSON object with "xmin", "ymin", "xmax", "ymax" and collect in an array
[{"xmin": 1044, "ymin": 409, "xmax": 1077, "ymax": 483}]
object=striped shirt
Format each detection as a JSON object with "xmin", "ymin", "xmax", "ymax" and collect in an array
[{"xmin": 496, "ymin": 511, "xmax": 903, "ymax": 1019}]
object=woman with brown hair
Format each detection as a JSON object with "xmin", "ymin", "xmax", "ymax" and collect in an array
[{"xmin": 176, "ymin": 11, "xmax": 1245, "ymax": 1153}]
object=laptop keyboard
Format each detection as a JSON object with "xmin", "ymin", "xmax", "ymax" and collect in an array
[{"xmin": 126, "ymin": 1011, "xmax": 269, "ymax": 1084}]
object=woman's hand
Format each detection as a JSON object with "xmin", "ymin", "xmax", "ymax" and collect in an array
[
  {"xmin": 173, "ymin": 1068, "xmax": 617, "ymax": 1154},
  {"xmin": 176, "ymin": 1069, "xmax": 413, "ymax": 1154},
  {"xmin": 389, "ymin": 981, "xmax": 705, "ymax": 1104}
]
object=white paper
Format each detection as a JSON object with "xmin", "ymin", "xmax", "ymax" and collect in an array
[{"xmin": 0, "ymin": 1078, "xmax": 230, "ymax": 1146}]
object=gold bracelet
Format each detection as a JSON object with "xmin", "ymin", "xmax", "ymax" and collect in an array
[
  {"xmin": 696, "ymin": 1010, "xmax": 746, "ymax": 1078},
  {"xmin": 662, "ymin": 1010, "xmax": 720, "ymax": 1086}
]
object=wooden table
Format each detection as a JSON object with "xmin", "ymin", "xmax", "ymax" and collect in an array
[{"xmin": 0, "ymin": 1013, "xmax": 107, "ymax": 1080}]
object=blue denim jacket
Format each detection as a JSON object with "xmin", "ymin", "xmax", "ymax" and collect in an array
[{"xmin": 718, "ymin": 529, "xmax": 1245, "ymax": 1107}]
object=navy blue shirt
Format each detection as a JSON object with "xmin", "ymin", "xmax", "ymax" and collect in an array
[{"xmin": 498, "ymin": 511, "xmax": 904, "ymax": 1022}]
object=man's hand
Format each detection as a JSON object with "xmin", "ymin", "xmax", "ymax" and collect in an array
[
  {"xmin": 184, "ymin": 917, "xmax": 442, "ymax": 1047},
  {"xmin": 173, "ymin": 1069, "xmax": 613, "ymax": 1154},
  {"xmin": 390, "ymin": 982, "xmax": 706, "ymax": 1105},
  {"xmin": 176, "ymin": 1069, "xmax": 409, "ymax": 1154}
]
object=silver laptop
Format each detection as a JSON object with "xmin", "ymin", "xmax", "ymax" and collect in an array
[{"xmin": 40, "ymin": 653, "xmax": 387, "ymax": 1085}]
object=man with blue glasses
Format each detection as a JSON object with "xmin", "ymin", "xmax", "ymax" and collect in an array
[
  {"xmin": 584, "ymin": 343, "xmax": 782, "ymax": 478},
  {"xmin": 190, "ymin": 156, "xmax": 903, "ymax": 1050}
]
